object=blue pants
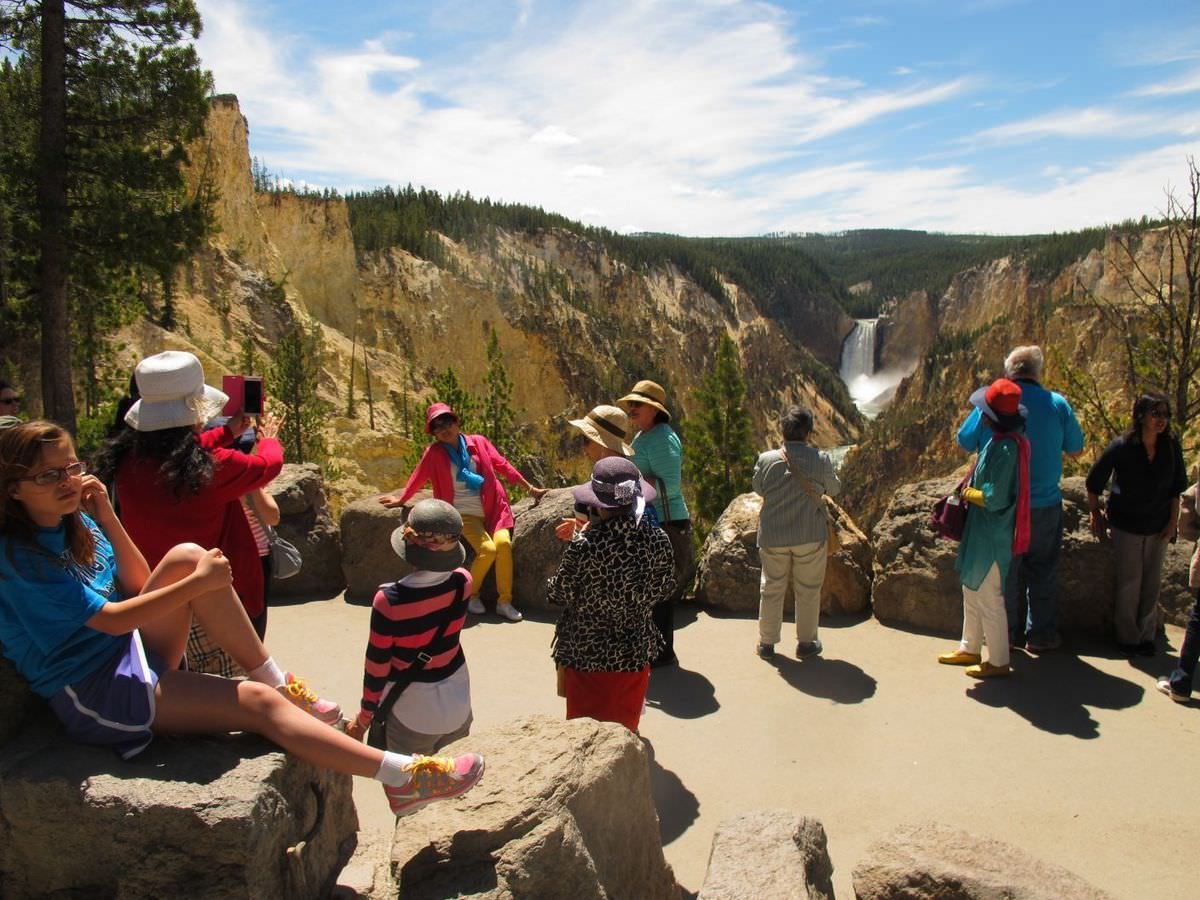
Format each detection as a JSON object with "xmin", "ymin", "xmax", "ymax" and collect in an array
[
  {"xmin": 1168, "ymin": 592, "xmax": 1200, "ymax": 697},
  {"xmin": 1005, "ymin": 502, "xmax": 1063, "ymax": 645}
]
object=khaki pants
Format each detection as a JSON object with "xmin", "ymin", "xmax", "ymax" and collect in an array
[
  {"xmin": 385, "ymin": 711, "xmax": 473, "ymax": 757},
  {"xmin": 1111, "ymin": 527, "xmax": 1166, "ymax": 644},
  {"xmin": 758, "ymin": 541, "xmax": 826, "ymax": 645}
]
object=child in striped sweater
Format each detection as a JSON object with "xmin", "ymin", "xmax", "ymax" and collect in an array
[{"xmin": 347, "ymin": 499, "xmax": 474, "ymax": 777}]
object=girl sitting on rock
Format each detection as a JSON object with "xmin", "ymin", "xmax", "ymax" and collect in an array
[{"xmin": 0, "ymin": 420, "xmax": 483, "ymax": 816}]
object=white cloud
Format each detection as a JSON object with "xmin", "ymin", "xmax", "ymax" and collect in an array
[
  {"xmin": 892, "ymin": 66, "xmax": 914, "ymax": 76},
  {"xmin": 972, "ymin": 106, "xmax": 1195, "ymax": 143},
  {"xmin": 1129, "ymin": 68, "xmax": 1200, "ymax": 98}
]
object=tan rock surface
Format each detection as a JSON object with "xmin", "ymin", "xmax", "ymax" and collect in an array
[
  {"xmin": 699, "ymin": 810, "xmax": 833, "ymax": 900},
  {"xmin": 270, "ymin": 598, "xmax": 1197, "ymax": 900}
]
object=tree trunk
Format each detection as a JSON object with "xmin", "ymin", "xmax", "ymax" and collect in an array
[{"xmin": 38, "ymin": 0, "xmax": 76, "ymax": 433}]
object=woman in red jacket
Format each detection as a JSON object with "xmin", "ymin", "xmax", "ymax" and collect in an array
[
  {"xmin": 94, "ymin": 351, "xmax": 282, "ymax": 642},
  {"xmin": 380, "ymin": 403, "xmax": 546, "ymax": 622}
]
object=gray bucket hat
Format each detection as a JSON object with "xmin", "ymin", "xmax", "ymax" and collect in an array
[{"xmin": 389, "ymin": 498, "xmax": 467, "ymax": 572}]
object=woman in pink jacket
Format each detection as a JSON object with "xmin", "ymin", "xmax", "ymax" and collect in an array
[{"xmin": 381, "ymin": 403, "xmax": 545, "ymax": 621}]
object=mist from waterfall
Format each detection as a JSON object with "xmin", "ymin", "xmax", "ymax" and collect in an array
[{"xmin": 839, "ymin": 319, "xmax": 906, "ymax": 419}]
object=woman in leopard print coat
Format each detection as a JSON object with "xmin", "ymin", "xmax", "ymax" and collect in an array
[{"xmin": 547, "ymin": 457, "xmax": 675, "ymax": 732}]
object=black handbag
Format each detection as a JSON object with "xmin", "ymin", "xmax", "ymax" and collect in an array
[{"xmin": 366, "ymin": 582, "xmax": 463, "ymax": 750}]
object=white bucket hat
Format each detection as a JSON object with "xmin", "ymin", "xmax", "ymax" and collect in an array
[{"xmin": 124, "ymin": 351, "xmax": 229, "ymax": 432}]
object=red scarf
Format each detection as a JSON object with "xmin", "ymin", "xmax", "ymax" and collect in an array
[{"xmin": 991, "ymin": 430, "xmax": 1032, "ymax": 555}]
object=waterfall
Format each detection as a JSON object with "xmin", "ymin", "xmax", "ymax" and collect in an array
[
  {"xmin": 839, "ymin": 319, "xmax": 877, "ymax": 384},
  {"xmin": 839, "ymin": 318, "xmax": 901, "ymax": 419}
]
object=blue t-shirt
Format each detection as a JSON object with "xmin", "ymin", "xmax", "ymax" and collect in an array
[
  {"xmin": 0, "ymin": 515, "xmax": 125, "ymax": 696},
  {"xmin": 957, "ymin": 380, "xmax": 1084, "ymax": 508}
]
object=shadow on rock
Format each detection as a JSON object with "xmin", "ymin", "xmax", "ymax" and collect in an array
[
  {"xmin": 769, "ymin": 655, "xmax": 877, "ymax": 704},
  {"xmin": 966, "ymin": 651, "xmax": 1144, "ymax": 739},
  {"xmin": 645, "ymin": 665, "xmax": 719, "ymax": 719},
  {"xmin": 643, "ymin": 738, "xmax": 699, "ymax": 847}
]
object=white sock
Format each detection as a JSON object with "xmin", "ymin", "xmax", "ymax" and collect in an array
[
  {"xmin": 375, "ymin": 751, "xmax": 415, "ymax": 787},
  {"xmin": 247, "ymin": 657, "xmax": 286, "ymax": 688}
]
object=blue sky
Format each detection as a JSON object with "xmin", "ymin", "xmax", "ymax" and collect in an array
[{"xmin": 194, "ymin": 0, "xmax": 1200, "ymax": 235}]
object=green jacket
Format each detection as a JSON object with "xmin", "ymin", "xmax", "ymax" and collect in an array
[{"xmin": 955, "ymin": 435, "xmax": 1019, "ymax": 591}]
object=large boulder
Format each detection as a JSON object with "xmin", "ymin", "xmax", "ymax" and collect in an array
[
  {"xmin": 0, "ymin": 658, "xmax": 44, "ymax": 746},
  {"xmin": 510, "ymin": 488, "xmax": 578, "ymax": 612},
  {"xmin": 339, "ymin": 495, "xmax": 413, "ymax": 601},
  {"xmin": 269, "ymin": 463, "xmax": 345, "ymax": 600},
  {"xmin": 0, "ymin": 729, "xmax": 358, "ymax": 899},
  {"xmin": 693, "ymin": 492, "xmax": 871, "ymax": 616},
  {"xmin": 852, "ymin": 822, "xmax": 1112, "ymax": 899},
  {"xmin": 699, "ymin": 810, "xmax": 833, "ymax": 900},
  {"xmin": 871, "ymin": 476, "xmax": 1194, "ymax": 635},
  {"xmin": 390, "ymin": 715, "xmax": 678, "ymax": 900}
]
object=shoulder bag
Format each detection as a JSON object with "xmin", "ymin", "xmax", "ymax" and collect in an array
[
  {"xmin": 367, "ymin": 581, "xmax": 464, "ymax": 750},
  {"xmin": 266, "ymin": 526, "xmax": 303, "ymax": 580},
  {"xmin": 931, "ymin": 462, "xmax": 977, "ymax": 542}
]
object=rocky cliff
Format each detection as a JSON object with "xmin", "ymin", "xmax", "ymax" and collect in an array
[
  {"xmin": 843, "ymin": 229, "xmax": 1180, "ymax": 528},
  {"xmin": 114, "ymin": 96, "xmax": 863, "ymax": 504}
]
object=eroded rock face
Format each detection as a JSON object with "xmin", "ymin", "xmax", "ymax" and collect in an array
[
  {"xmin": 852, "ymin": 822, "xmax": 1112, "ymax": 899},
  {"xmin": 390, "ymin": 715, "xmax": 678, "ymax": 900},
  {"xmin": 871, "ymin": 476, "xmax": 1194, "ymax": 635},
  {"xmin": 270, "ymin": 463, "xmax": 346, "ymax": 600},
  {"xmin": 338, "ymin": 495, "xmax": 412, "ymax": 601},
  {"xmin": 0, "ymin": 731, "xmax": 357, "ymax": 899},
  {"xmin": 699, "ymin": 810, "xmax": 833, "ymax": 900},
  {"xmin": 693, "ymin": 492, "xmax": 871, "ymax": 616}
]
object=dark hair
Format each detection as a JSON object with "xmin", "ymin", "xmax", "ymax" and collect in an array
[
  {"xmin": 0, "ymin": 421, "xmax": 95, "ymax": 567},
  {"xmin": 92, "ymin": 425, "xmax": 214, "ymax": 499},
  {"xmin": 1127, "ymin": 393, "xmax": 1174, "ymax": 444},
  {"xmin": 652, "ymin": 409, "xmax": 670, "ymax": 426},
  {"xmin": 780, "ymin": 406, "xmax": 813, "ymax": 442}
]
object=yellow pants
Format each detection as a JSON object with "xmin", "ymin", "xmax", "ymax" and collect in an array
[{"xmin": 461, "ymin": 516, "xmax": 513, "ymax": 605}]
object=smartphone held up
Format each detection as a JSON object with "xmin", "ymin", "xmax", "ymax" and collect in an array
[{"xmin": 222, "ymin": 375, "xmax": 265, "ymax": 416}]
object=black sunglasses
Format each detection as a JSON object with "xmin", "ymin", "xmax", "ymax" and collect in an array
[
  {"xmin": 0, "ymin": 396, "xmax": 20, "ymax": 405},
  {"xmin": 430, "ymin": 415, "xmax": 456, "ymax": 431}
]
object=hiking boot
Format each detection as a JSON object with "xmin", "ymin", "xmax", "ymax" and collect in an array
[
  {"xmin": 467, "ymin": 597, "xmax": 486, "ymax": 615},
  {"xmin": 1157, "ymin": 679, "xmax": 1189, "ymax": 703},
  {"xmin": 279, "ymin": 673, "xmax": 342, "ymax": 725},
  {"xmin": 497, "ymin": 603, "xmax": 523, "ymax": 622},
  {"xmin": 384, "ymin": 753, "xmax": 485, "ymax": 817},
  {"xmin": 965, "ymin": 661, "xmax": 1011, "ymax": 679},
  {"xmin": 938, "ymin": 649, "xmax": 982, "ymax": 666},
  {"xmin": 797, "ymin": 640, "xmax": 823, "ymax": 659},
  {"xmin": 756, "ymin": 642, "xmax": 775, "ymax": 659}
]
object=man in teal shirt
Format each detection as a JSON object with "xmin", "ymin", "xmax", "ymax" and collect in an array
[{"xmin": 956, "ymin": 346, "xmax": 1084, "ymax": 651}]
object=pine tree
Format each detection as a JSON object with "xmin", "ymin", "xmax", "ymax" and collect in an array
[
  {"xmin": 271, "ymin": 320, "xmax": 331, "ymax": 466},
  {"xmin": 481, "ymin": 329, "xmax": 516, "ymax": 447},
  {"xmin": 430, "ymin": 366, "xmax": 476, "ymax": 429},
  {"xmin": 684, "ymin": 334, "xmax": 755, "ymax": 533},
  {"xmin": 238, "ymin": 335, "xmax": 260, "ymax": 376},
  {"xmin": 0, "ymin": 1, "xmax": 212, "ymax": 433}
]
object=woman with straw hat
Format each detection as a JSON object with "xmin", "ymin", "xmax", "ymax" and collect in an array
[
  {"xmin": 555, "ymin": 404, "xmax": 638, "ymax": 541},
  {"xmin": 619, "ymin": 380, "xmax": 690, "ymax": 668}
]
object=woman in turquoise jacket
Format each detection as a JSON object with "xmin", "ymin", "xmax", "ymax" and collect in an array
[{"xmin": 939, "ymin": 378, "xmax": 1031, "ymax": 679}]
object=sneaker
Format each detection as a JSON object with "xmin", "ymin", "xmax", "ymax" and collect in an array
[
  {"xmin": 937, "ymin": 649, "xmax": 982, "ymax": 666},
  {"xmin": 1156, "ymin": 679, "xmax": 1190, "ymax": 703},
  {"xmin": 965, "ymin": 661, "xmax": 1012, "ymax": 679},
  {"xmin": 467, "ymin": 596, "xmax": 486, "ymax": 615},
  {"xmin": 1024, "ymin": 635, "xmax": 1062, "ymax": 653},
  {"xmin": 384, "ymin": 753, "xmax": 485, "ymax": 817},
  {"xmin": 797, "ymin": 640, "xmax": 823, "ymax": 659},
  {"xmin": 756, "ymin": 642, "xmax": 775, "ymax": 659},
  {"xmin": 279, "ymin": 673, "xmax": 342, "ymax": 725},
  {"xmin": 496, "ymin": 603, "xmax": 523, "ymax": 622}
]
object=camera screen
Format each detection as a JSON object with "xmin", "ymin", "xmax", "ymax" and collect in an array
[{"xmin": 243, "ymin": 378, "xmax": 263, "ymax": 414}]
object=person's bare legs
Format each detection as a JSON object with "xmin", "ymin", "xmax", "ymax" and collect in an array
[
  {"xmin": 151, "ymin": 670, "xmax": 382, "ymax": 776},
  {"xmin": 134, "ymin": 543, "xmax": 269, "ymax": 673}
]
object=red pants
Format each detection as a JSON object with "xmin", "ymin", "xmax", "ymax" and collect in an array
[{"xmin": 563, "ymin": 666, "xmax": 651, "ymax": 732}]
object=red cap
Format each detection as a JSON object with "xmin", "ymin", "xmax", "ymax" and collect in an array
[
  {"xmin": 985, "ymin": 379, "xmax": 1022, "ymax": 416},
  {"xmin": 424, "ymin": 402, "xmax": 458, "ymax": 434}
]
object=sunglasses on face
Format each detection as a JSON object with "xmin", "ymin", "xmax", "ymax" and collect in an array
[
  {"xmin": 1150, "ymin": 409, "xmax": 1171, "ymax": 420},
  {"xmin": 20, "ymin": 461, "xmax": 87, "ymax": 486},
  {"xmin": 430, "ymin": 416, "xmax": 456, "ymax": 432},
  {"xmin": 0, "ymin": 396, "xmax": 19, "ymax": 406}
]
